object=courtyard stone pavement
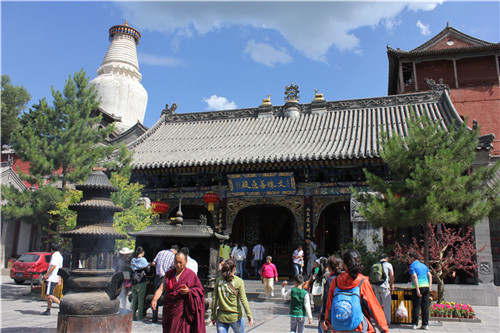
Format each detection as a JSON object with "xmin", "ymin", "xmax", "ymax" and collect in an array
[{"xmin": 1, "ymin": 270, "xmax": 499, "ymax": 332}]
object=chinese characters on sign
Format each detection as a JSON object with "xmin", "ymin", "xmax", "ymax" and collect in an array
[{"xmin": 228, "ymin": 172, "xmax": 296, "ymax": 197}]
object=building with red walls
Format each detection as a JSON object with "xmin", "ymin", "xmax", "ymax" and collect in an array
[{"xmin": 387, "ymin": 23, "xmax": 500, "ymax": 156}]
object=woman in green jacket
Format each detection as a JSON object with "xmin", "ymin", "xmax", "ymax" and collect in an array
[{"xmin": 211, "ymin": 259, "xmax": 254, "ymax": 332}]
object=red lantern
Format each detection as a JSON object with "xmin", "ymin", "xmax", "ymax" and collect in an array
[
  {"xmin": 203, "ymin": 192, "xmax": 220, "ymax": 211},
  {"xmin": 151, "ymin": 201, "xmax": 169, "ymax": 214}
]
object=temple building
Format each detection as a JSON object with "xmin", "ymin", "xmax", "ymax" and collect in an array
[
  {"xmin": 126, "ymin": 82, "xmax": 496, "ymax": 284},
  {"xmin": 90, "ymin": 21, "xmax": 148, "ymax": 136},
  {"xmin": 387, "ymin": 23, "xmax": 500, "ymax": 155},
  {"xmin": 387, "ymin": 23, "xmax": 500, "ymax": 286}
]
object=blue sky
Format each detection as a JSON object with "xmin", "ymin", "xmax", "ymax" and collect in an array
[{"xmin": 2, "ymin": 1, "xmax": 499, "ymax": 128}]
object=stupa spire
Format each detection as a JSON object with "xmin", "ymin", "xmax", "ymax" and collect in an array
[{"xmin": 90, "ymin": 21, "xmax": 148, "ymax": 132}]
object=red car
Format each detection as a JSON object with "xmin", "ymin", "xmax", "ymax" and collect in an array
[{"xmin": 10, "ymin": 252, "xmax": 52, "ymax": 285}]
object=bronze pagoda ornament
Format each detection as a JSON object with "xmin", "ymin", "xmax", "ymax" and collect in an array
[{"xmin": 57, "ymin": 170, "xmax": 131, "ymax": 333}]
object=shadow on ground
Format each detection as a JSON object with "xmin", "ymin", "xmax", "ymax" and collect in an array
[{"xmin": 1, "ymin": 328, "xmax": 55, "ymax": 333}]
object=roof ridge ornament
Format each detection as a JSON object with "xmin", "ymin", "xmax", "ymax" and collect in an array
[
  {"xmin": 162, "ymin": 103, "xmax": 178, "ymax": 117},
  {"xmin": 285, "ymin": 82, "xmax": 300, "ymax": 102},
  {"xmin": 425, "ymin": 78, "xmax": 450, "ymax": 93},
  {"xmin": 261, "ymin": 94, "xmax": 271, "ymax": 106},
  {"xmin": 314, "ymin": 89, "xmax": 325, "ymax": 101}
]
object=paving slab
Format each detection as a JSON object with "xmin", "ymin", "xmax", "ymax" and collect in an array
[{"xmin": 1, "ymin": 271, "xmax": 498, "ymax": 333}]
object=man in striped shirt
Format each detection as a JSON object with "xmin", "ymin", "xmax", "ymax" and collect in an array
[{"xmin": 151, "ymin": 244, "xmax": 179, "ymax": 323}]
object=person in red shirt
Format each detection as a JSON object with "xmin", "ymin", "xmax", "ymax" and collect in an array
[
  {"xmin": 324, "ymin": 249, "xmax": 389, "ymax": 333},
  {"xmin": 260, "ymin": 256, "xmax": 278, "ymax": 298}
]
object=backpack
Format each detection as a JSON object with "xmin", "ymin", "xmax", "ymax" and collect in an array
[
  {"xmin": 331, "ymin": 278, "xmax": 366, "ymax": 332},
  {"xmin": 131, "ymin": 268, "xmax": 146, "ymax": 285},
  {"xmin": 235, "ymin": 249, "xmax": 244, "ymax": 261},
  {"xmin": 369, "ymin": 262, "xmax": 387, "ymax": 286}
]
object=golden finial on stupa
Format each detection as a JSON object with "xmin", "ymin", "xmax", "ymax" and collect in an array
[
  {"xmin": 261, "ymin": 94, "xmax": 271, "ymax": 106},
  {"xmin": 314, "ymin": 89, "xmax": 325, "ymax": 101},
  {"xmin": 124, "ymin": 20, "xmax": 129, "ymax": 26}
]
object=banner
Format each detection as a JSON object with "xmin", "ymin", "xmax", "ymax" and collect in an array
[{"xmin": 228, "ymin": 172, "xmax": 296, "ymax": 197}]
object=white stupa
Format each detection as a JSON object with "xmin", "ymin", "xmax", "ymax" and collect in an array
[{"xmin": 90, "ymin": 21, "xmax": 147, "ymax": 132}]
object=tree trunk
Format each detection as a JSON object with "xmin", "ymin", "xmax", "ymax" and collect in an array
[
  {"xmin": 435, "ymin": 274, "xmax": 445, "ymax": 303},
  {"xmin": 423, "ymin": 223, "xmax": 430, "ymax": 267}
]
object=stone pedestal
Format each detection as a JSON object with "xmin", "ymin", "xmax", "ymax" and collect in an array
[
  {"xmin": 352, "ymin": 221, "xmax": 383, "ymax": 252},
  {"xmin": 474, "ymin": 216, "xmax": 495, "ymax": 284},
  {"xmin": 57, "ymin": 311, "xmax": 132, "ymax": 333}
]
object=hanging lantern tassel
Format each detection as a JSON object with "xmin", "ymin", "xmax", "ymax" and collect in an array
[{"xmin": 203, "ymin": 192, "xmax": 220, "ymax": 211}]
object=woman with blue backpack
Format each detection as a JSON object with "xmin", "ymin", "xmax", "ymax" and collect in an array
[{"xmin": 323, "ymin": 249, "xmax": 389, "ymax": 333}]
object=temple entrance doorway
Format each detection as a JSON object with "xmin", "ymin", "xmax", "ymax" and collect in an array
[
  {"xmin": 315, "ymin": 202, "xmax": 352, "ymax": 256},
  {"xmin": 232, "ymin": 205, "xmax": 298, "ymax": 277}
]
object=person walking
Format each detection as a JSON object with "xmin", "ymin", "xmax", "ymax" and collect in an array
[
  {"xmin": 305, "ymin": 238, "xmax": 319, "ymax": 278},
  {"xmin": 151, "ymin": 244, "xmax": 179, "ymax": 323},
  {"xmin": 220, "ymin": 241, "xmax": 231, "ymax": 261},
  {"xmin": 231, "ymin": 243, "xmax": 246, "ymax": 278},
  {"xmin": 261, "ymin": 256, "xmax": 278, "ymax": 298},
  {"xmin": 292, "ymin": 245, "xmax": 304, "ymax": 277},
  {"xmin": 252, "ymin": 242, "xmax": 265, "ymax": 279},
  {"xmin": 40, "ymin": 242, "xmax": 63, "ymax": 316},
  {"xmin": 281, "ymin": 275, "xmax": 313, "ymax": 333},
  {"xmin": 180, "ymin": 247, "xmax": 199, "ymax": 275},
  {"xmin": 319, "ymin": 255, "xmax": 343, "ymax": 333},
  {"xmin": 324, "ymin": 249, "xmax": 388, "ymax": 333},
  {"xmin": 241, "ymin": 242, "xmax": 251, "ymax": 278},
  {"xmin": 370, "ymin": 253, "xmax": 394, "ymax": 325},
  {"xmin": 114, "ymin": 247, "xmax": 133, "ymax": 311},
  {"xmin": 211, "ymin": 259, "xmax": 254, "ymax": 332},
  {"xmin": 310, "ymin": 257, "xmax": 328, "ymax": 313},
  {"xmin": 408, "ymin": 252, "xmax": 433, "ymax": 330},
  {"xmin": 130, "ymin": 246, "xmax": 150, "ymax": 321},
  {"xmin": 151, "ymin": 252, "xmax": 206, "ymax": 333}
]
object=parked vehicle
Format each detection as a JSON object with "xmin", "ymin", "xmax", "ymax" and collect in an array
[{"xmin": 9, "ymin": 252, "xmax": 52, "ymax": 285}]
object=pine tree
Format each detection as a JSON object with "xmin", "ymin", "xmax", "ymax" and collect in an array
[
  {"xmin": 354, "ymin": 113, "xmax": 499, "ymax": 265},
  {"xmin": 1, "ymin": 75, "xmax": 31, "ymax": 146},
  {"xmin": 1, "ymin": 70, "xmax": 116, "ymax": 232}
]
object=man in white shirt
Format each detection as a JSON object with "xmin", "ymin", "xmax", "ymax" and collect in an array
[
  {"xmin": 180, "ymin": 247, "xmax": 198, "ymax": 275},
  {"xmin": 292, "ymin": 245, "xmax": 304, "ymax": 277},
  {"xmin": 41, "ymin": 243, "xmax": 63, "ymax": 315}
]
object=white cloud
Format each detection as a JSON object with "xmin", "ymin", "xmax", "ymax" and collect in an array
[
  {"xmin": 416, "ymin": 20, "xmax": 431, "ymax": 36},
  {"xmin": 116, "ymin": 2, "xmax": 441, "ymax": 61},
  {"xmin": 138, "ymin": 52, "xmax": 183, "ymax": 67},
  {"xmin": 243, "ymin": 40, "xmax": 292, "ymax": 67},
  {"xmin": 202, "ymin": 95, "xmax": 237, "ymax": 111}
]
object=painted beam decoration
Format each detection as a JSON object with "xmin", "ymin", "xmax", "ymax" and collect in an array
[{"xmin": 228, "ymin": 172, "xmax": 296, "ymax": 197}]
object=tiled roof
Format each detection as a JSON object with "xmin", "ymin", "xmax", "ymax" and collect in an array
[
  {"xmin": 387, "ymin": 25, "xmax": 498, "ymax": 57},
  {"xmin": 69, "ymin": 198, "xmax": 123, "ymax": 212},
  {"xmin": 75, "ymin": 170, "xmax": 119, "ymax": 192},
  {"xmin": 61, "ymin": 223, "xmax": 126, "ymax": 239},
  {"xmin": 128, "ymin": 89, "xmax": 464, "ymax": 171},
  {"xmin": 129, "ymin": 224, "xmax": 215, "ymax": 238}
]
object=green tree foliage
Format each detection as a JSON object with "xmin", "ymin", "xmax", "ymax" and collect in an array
[
  {"xmin": 13, "ymin": 69, "xmax": 115, "ymax": 188},
  {"xmin": 354, "ymin": 113, "xmax": 499, "ymax": 264},
  {"xmin": 335, "ymin": 236, "xmax": 391, "ymax": 276},
  {"xmin": 1, "ymin": 75, "xmax": 31, "ymax": 146},
  {"xmin": 48, "ymin": 147, "xmax": 153, "ymax": 252},
  {"xmin": 47, "ymin": 188, "xmax": 82, "ymax": 250},
  {"xmin": 110, "ymin": 172, "xmax": 154, "ymax": 251},
  {"xmin": 1, "ymin": 70, "xmax": 116, "ymax": 230}
]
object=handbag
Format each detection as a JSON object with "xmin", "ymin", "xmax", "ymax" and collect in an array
[{"xmin": 311, "ymin": 279, "xmax": 323, "ymax": 296}]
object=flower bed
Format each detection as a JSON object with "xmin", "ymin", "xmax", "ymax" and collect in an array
[{"xmin": 430, "ymin": 302, "xmax": 477, "ymax": 319}]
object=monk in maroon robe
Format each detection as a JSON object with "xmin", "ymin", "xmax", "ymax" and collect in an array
[{"xmin": 151, "ymin": 252, "xmax": 206, "ymax": 333}]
